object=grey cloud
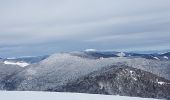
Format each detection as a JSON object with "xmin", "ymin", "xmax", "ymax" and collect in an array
[{"xmin": 0, "ymin": 0, "xmax": 170, "ymax": 57}]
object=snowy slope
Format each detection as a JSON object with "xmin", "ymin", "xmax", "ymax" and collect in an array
[
  {"xmin": 3, "ymin": 61, "xmax": 29, "ymax": 67},
  {"xmin": 6, "ymin": 53, "xmax": 170, "ymax": 90},
  {"xmin": 109, "ymin": 57, "xmax": 170, "ymax": 80},
  {"xmin": 1, "ymin": 52, "xmax": 170, "ymax": 99},
  {"xmin": 0, "ymin": 91, "xmax": 162, "ymax": 100},
  {"xmin": 11, "ymin": 53, "xmax": 117, "ymax": 91}
]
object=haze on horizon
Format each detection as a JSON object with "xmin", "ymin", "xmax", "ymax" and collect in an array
[{"xmin": 0, "ymin": 0, "xmax": 170, "ymax": 57}]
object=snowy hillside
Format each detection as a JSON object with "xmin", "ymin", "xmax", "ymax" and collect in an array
[
  {"xmin": 0, "ymin": 91, "xmax": 162, "ymax": 100},
  {"xmin": 10, "ymin": 53, "xmax": 117, "ymax": 91},
  {"xmin": 0, "ymin": 61, "xmax": 23, "ymax": 90},
  {"xmin": 0, "ymin": 51, "xmax": 170, "ymax": 99}
]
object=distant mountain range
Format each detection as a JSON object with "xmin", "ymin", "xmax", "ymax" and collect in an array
[
  {"xmin": 0, "ymin": 51, "xmax": 170, "ymax": 99},
  {"xmin": 71, "ymin": 50, "xmax": 170, "ymax": 60}
]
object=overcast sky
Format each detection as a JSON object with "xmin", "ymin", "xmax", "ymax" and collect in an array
[{"xmin": 0, "ymin": 0, "xmax": 170, "ymax": 57}]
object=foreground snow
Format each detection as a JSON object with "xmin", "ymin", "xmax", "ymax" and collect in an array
[{"xmin": 0, "ymin": 91, "xmax": 162, "ymax": 100}]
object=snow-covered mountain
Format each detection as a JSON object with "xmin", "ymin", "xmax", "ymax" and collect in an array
[
  {"xmin": 0, "ymin": 51, "xmax": 170, "ymax": 99},
  {"xmin": 70, "ymin": 50, "xmax": 170, "ymax": 61},
  {"xmin": 57, "ymin": 66, "xmax": 170, "ymax": 99},
  {"xmin": 7, "ymin": 53, "xmax": 117, "ymax": 91}
]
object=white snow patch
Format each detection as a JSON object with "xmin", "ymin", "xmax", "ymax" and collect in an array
[
  {"xmin": 6, "ymin": 57, "xmax": 17, "ymax": 60},
  {"xmin": 133, "ymin": 77, "xmax": 137, "ymax": 81},
  {"xmin": 158, "ymin": 82, "xmax": 166, "ymax": 85},
  {"xmin": 130, "ymin": 70, "xmax": 134, "ymax": 74},
  {"xmin": 129, "ymin": 70, "xmax": 137, "ymax": 81},
  {"xmin": 157, "ymin": 81, "xmax": 170, "ymax": 85},
  {"xmin": 7, "ymin": 56, "xmax": 36, "ymax": 59},
  {"xmin": 0, "ymin": 91, "xmax": 161, "ymax": 100},
  {"xmin": 3, "ymin": 61, "xmax": 29, "ymax": 67},
  {"xmin": 163, "ymin": 56, "xmax": 168, "ymax": 59},
  {"xmin": 153, "ymin": 57, "xmax": 159, "ymax": 60},
  {"xmin": 117, "ymin": 52, "xmax": 126, "ymax": 57},
  {"xmin": 85, "ymin": 49, "xmax": 97, "ymax": 52}
]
